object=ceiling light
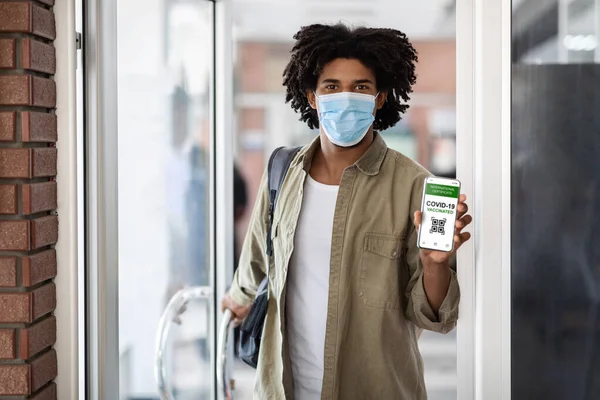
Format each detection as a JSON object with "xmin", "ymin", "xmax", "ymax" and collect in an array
[{"xmin": 563, "ymin": 34, "xmax": 597, "ymax": 51}]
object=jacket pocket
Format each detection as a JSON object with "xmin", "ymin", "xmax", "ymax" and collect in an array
[{"xmin": 359, "ymin": 233, "xmax": 406, "ymax": 310}]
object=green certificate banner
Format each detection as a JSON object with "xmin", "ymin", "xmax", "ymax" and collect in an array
[{"xmin": 425, "ymin": 183, "xmax": 459, "ymax": 199}]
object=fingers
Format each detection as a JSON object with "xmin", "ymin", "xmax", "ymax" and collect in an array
[
  {"xmin": 221, "ymin": 293, "xmax": 233, "ymax": 313},
  {"xmin": 222, "ymin": 294, "xmax": 251, "ymax": 324},
  {"xmin": 413, "ymin": 210, "xmax": 422, "ymax": 227},
  {"xmin": 232, "ymin": 318, "xmax": 243, "ymax": 328},
  {"xmin": 453, "ymin": 231, "xmax": 472, "ymax": 250},
  {"xmin": 455, "ymin": 214, "xmax": 473, "ymax": 231},
  {"xmin": 457, "ymin": 195, "xmax": 468, "ymax": 218}
]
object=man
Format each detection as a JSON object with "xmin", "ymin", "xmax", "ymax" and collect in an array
[{"xmin": 222, "ymin": 24, "xmax": 472, "ymax": 399}]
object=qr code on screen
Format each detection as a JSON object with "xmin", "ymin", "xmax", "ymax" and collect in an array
[{"xmin": 429, "ymin": 217, "xmax": 447, "ymax": 235}]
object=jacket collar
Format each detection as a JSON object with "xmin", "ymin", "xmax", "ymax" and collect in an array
[{"xmin": 299, "ymin": 132, "xmax": 388, "ymax": 176}]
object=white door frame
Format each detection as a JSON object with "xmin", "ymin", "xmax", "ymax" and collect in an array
[
  {"xmin": 215, "ymin": 0, "xmax": 236, "ymax": 396},
  {"xmin": 53, "ymin": 0, "xmax": 81, "ymax": 398},
  {"xmin": 456, "ymin": 0, "xmax": 512, "ymax": 399},
  {"xmin": 84, "ymin": 0, "xmax": 120, "ymax": 398}
]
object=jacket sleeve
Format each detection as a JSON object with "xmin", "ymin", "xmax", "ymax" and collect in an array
[
  {"xmin": 228, "ymin": 168, "xmax": 269, "ymax": 306},
  {"xmin": 403, "ymin": 173, "xmax": 460, "ymax": 334}
]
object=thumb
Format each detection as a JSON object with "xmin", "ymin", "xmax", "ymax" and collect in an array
[{"xmin": 414, "ymin": 210, "xmax": 422, "ymax": 227}]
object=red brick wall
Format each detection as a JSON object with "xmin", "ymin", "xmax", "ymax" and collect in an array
[{"xmin": 0, "ymin": 1, "xmax": 58, "ymax": 398}]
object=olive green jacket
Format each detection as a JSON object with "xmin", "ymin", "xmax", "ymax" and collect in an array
[{"xmin": 229, "ymin": 134, "xmax": 460, "ymax": 399}]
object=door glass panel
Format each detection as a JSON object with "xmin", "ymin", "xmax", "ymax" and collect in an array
[
  {"xmin": 116, "ymin": 0, "xmax": 214, "ymax": 399},
  {"xmin": 230, "ymin": 1, "xmax": 457, "ymax": 399},
  {"xmin": 512, "ymin": 1, "xmax": 600, "ymax": 399}
]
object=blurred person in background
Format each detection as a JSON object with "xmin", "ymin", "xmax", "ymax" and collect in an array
[
  {"xmin": 166, "ymin": 76, "xmax": 210, "ymax": 370},
  {"xmin": 222, "ymin": 23, "xmax": 473, "ymax": 399},
  {"xmin": 233, "ymin": 163, "xmax": 249, "ymax": 356}
]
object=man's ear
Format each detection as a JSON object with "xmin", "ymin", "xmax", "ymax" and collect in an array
[
  {"xmin": 376, "ymin": 91, "xmax": 388, "ymax": 110},
  {"xmin": 306, "ymin": 90, "xmax": 317, "ymax": 109}
]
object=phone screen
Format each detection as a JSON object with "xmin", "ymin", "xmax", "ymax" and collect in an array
[{"xmin": 418, "ymin": 177, "xmax": 461, "ymax": 252}]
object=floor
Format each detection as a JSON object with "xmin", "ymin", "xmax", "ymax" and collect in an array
[{"xmin": 231, "ymin": 361, "xmax": 255, "ymax": 400}]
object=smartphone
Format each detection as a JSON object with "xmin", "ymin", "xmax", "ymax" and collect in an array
[{"xmin": 417, "ymin": 176, "xmax": 461, "ymax": 252}]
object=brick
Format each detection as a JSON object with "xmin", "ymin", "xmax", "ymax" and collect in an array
[
  {"xmin": 0, "ymin": 349, "xmax": 56, "ymax": 395},
  {"xmin": 31, "ymin": 76, "xmax": 56, "ymax": 108},
  {"xmin": 30, "ymin": 2, "xmax": 55, "ymax": 40},
  {"xmin": 22, "ymin": 182, "xmax": 57, "ymax": 214},
  {"xmin": 0, "ymin": 148, "xmax": 30, "ymax": 178},
  {"xmin": 0, "ymin": 76, "xmax": 30, "ymax": 106},
  {"xmin": 21, "ymin": 112, "xmax": 57, "ymax": 142},
  {"xmin": 19, "ymin": 316, "xmax": 56, "ymax": 359},
  {"xmin": 0, "ymin": 329, "xmax": 15, "ymax": 359},
  {"xmin": 0, "ymin": 217, "xmax": 57, "ymax": 251},
  {"xmin": 0, "ymin": 292, "xmax": 30, "ymax": 323},
  {"xmin": 31, "ymin": 216, "xmax": 58, "ymax": 249},
  {"xmin": 0, "ymin": 184, "xmax": 17, "ymax": 214},
  {"xmin": 30, "ymin": 349, "xmax": 56, "ymax": 393},
  {"xmin": 0, "ymin": 148, "xmax": 57, "ymax": 179},
  {"xmin": 0, "ymin": 257, "xmax": 17, "ymax": 287},
  {"xmin": 0, "ymin": 364, "xmax": 28, "ymax": 395},
  {"xmin": 21, "ymin": 39, "xmax": 55, "ymax": 74},
  {"xmin": 0, "ymin": 220, "xmax": 29, "ymax": 251},
  {"xmin": 0, "ymin": 38, "xmax": 16, "ymax": 69},
  {"xmin": 0, "ymin": 112, "xmax": 17, "ymax": 141},
  {"xmin": 0, "ymin": 283, "xmax": 55, "ymax": 324},
  {"xmin": 0, "ymin": 2, "xmax": 29, "ymax": 33},
  {"xmin": 0, "ymin": 2, "xmax": 56, "ymax": 40},
  {"xmin": 0, "ymin": 75, "xmax": 56, "ymax": 108},
  {"xmin": 32, "ymin": 283, "xmax": 55, "ymax": 322},
  {"xmin": 32, "ymin": 148, "xmax": 57, "ymax": 177},
  {"xmin": 30, "ymin": 382, "xmax": 56, "ymax": 400},
  {"xmin": 36, "ymin": 0, "xmax": 56, "ymax": 6},
  {"xmin": 22, "ymin": 249, "xmax": 56, "ymax": 287}
]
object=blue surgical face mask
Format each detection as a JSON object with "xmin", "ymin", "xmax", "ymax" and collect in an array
[{"xmin": 315, "ymin": 91, "xmax": 379, "ymax": 147}]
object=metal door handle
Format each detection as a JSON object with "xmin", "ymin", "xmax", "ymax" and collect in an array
[
  {"xmin": 217, "ymin": 309, "xmax": 234, "ymax": 399},
  {"xmin": 155, "ymin": 286, "xmax": 212, "ymax": 400}
]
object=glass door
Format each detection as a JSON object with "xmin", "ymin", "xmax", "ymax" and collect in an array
[
  {"xmin": 84, "ymin": 0, "xmax": 229, "ymax": 398},
  {"xmin": 511, "ymin": 0, "xmax": 600, "ymax": 398},
  {"xmin": 116, "ymin": 0, "xmax": 218, "ymax": 398}
]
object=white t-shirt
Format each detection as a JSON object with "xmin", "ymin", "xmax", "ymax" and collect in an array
[{"xmin": 286, "ymin": 175, "xmax": 339, "ymax": 400}]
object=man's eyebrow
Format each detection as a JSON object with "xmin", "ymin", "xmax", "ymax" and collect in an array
[{"xmin": 319, "ymin": 78, "xmax": 375, "ymax": 84}]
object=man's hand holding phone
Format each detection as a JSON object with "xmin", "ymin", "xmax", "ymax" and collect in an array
[{"xmin": 415, "ymin": 193, "xmax": 472, "ymax": 266}]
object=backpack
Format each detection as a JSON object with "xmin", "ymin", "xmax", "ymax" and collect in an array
[{"xmin": 238, "ymin": 146, "xmax": 302, "ymax": 369}]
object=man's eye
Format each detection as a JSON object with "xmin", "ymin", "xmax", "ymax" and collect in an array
[
  {"xmin": 325, "ymin": 85, "xmax": 337, "ymax": 90},
  {"xmin": 356, "ymin": 85, "xmax": 369, "ymax": 90}
]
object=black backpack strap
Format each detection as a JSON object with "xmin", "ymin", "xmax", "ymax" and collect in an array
[{"xmin": 266, "ymin": 146, "xmax": 302, "ymax": 257}]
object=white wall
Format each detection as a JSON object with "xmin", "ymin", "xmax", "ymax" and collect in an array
[{"xmin": 54, "ymin": 0, "xmax": 80, "ymax": 398}]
